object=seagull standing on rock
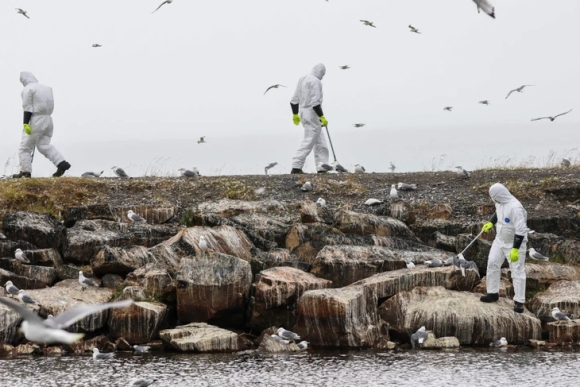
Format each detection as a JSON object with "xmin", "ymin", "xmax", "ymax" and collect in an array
[
  {"xmin": 297, "ymin": 341, "xmax": 308, "ymax": 350},
  {"xmin": 199, "ymin": 236, "xmax": 210, "ymax": 253},
  {"xmin": 4, "ymin": 281, "xmax": 20, "ymax": 298},
  {"xmin": 410, "ymin": 326, "xmax": 428, "ymax": 349},
  {"xmin": 277, "ymin": 327, "xmax": 300, "ymax": 340},
  {"xmin": 390, "ymin": 184, "xmax": 401, "ymax": 199},
  {"xmin": 127, "ymin": 210, "xmax": 147, "ymax": 224},
  {"xmin": 301, "ymin": 182, "xmax": 313, "ymax": 192},
  {"xmin": 455, "ymin": 166, "xmax": 471, "ymax": 178},
  {"xmin": 18, "ymin": 290, "xmax": 39, "ymax": 306},
  {"xmin": 528, "ymin": 248, "xmax": 549, "ymax": 262},
  {"xmin": 79, "ymin": 271, "xmax": 99, "ymax": 290},
  {"xmin": 111, "ymin": 166, "xmax": 130, "ymax": 178},
  {"xmin": 552, "ymin": 307, "xmax": 571, "ymax": 321},
  {"xmin": 316, "ymin": 198, "xmax": 327, "ymax": 207},
  {"xmin": 14, "ymin": 248, "xmax": 30, "ymax": 264},
  {"xmin": 271, "ymin": 334, "xmax": 290, "ymax": 344}
]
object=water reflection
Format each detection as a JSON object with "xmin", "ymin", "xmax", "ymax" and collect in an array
[{"xmin": 0, "ymin": 348, "xmax": 579, "ymax": 387}]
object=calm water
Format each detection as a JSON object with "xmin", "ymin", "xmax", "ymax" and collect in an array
[{"xmin": 1, "ymin": 348, "xmax": 579, "ymax": 387}]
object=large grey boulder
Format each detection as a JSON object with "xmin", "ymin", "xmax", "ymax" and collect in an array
[
  {"xmin": 2, "ymin": 212, "xmax": 65, "ymax": 249},
  {"xmin": 91, "ymin": 245, "xmax": 154, "ymax": 277},
  {"xmin": 63, "ymin": 204, "xmax": 116, "ymax": 227},
  {"xmin": 379, "ymin": 286, "xmax": 542, "ymax": 345},
  {"xmin": 0, "ymin": 259, "xmax": 56, "ymax": 287},
  {"xmin": 528, "ymin": 280, "xmax": 580, "ymax": 323},
  {"xmin": 125, "ymin": 264, "xmax": 176, "ymax": 303},
  {"xmin": 334, "ymin": 209, "xmax": 416, "ymax": 239},
  {"xmin": 247, "ymin": 248, "xmax": 310, "ymax": 275},
  {"xmin": 159, "ymin": 322, "xmax": 247, "ymax": 352},
  {"xmin": 0, "ymin": 303, "xmax": 23, "ymax": 344},
  {"xmin": 0, "ymin": 268, "xmax": 47, "ymax": 290},
  {"xmin": 108, "ymin": 301, "xmax": 168, "ymax": 344},
  {"xmin": 505, "ymin": 263, "xmax": 580, "ymax": 292}
]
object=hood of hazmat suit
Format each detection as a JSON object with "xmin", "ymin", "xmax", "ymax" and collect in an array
[
  {"xmin": 290, "ymin": 63, "xmax": 326, "ymax": 109},
  {"xmin": 489, "ymin": 183, "xmax": 528, "ymax": 247},
  {"xmin": 20, "ymin": 71, "xmax": 54, "ymax": 116},
  {"xmin": 20, "ymin": 71, "xmax": 38, "ymax": 87}
]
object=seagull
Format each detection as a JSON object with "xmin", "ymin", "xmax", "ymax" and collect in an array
[
  {"xmin": 18, "ymin": 290, "xmax": 38, "ymax": 306},
  {"xmin": 333, "ymin": 161, "xmax": 348, "ymax": 173},
  {"xmin": 127, "ymin": 210, "xmax": 146, "ymax": 224},
  {"xmin": 425, "ymin": 259, "xmax": 443, "ymax": 268},
  {"xmin": 93, "ymin": 348, "xmax": 115, "ymax": 360},
  {"xmin": 0, "ymin": 297, "xmax": 133, "ymax": 344},
  {"xmin": 389, "ymin": 162, "xmax": 396, "ymax": 172},
  {"xmin": 79, "ymin": 271, "xmax": 99, "ymax": 290},
  {"xmin": 561, "ymin": 159, "xmax": 571, "ymax": 168},
  {"xmin": 14, "ymin": 248, "xmax": 30, "ymax": 264},
  {"xmin": 131, "ymin": 380, "xmax": 157, "ymax": 387},
  {"xmin": 528, "ymin": 248, "xmax": 549, "ymax": 262},
  {"xmin": 459, "ymin": 259, "xmax": 479, "ymax": 277},
  {"xmin": 4, "ymin": 281, "xmax": 20, "ymax": 298},
  {"xmin": 264, "ymin": 162, "xmax": 278, "ymax": 175},
  {"xmin": 531, "ymin": 109, "xmax": 572, "ymax": 122},
  {"xmin": 473, "ymin": 0, "xmax": 495, "ymax": 18},
  {"xmin": 505, "ymin": 85, "xmax": 534, "ymax": 99},
  {"xmin": 443, "ymin": 106, "xmax": 453, "ymax": 112},
  {"xmin": 133, "ymin": 345, "xmax": 151, "ymax": 353},
  {"xmin": 264, "ymin": 84, "xmax": 286, "ymax": 95},
  {"xmin": 82, "ymin": 171, "xmax": 103, "ymax": 178},
  {"xmin": 254, "ymin": 187, "xmax": 266, "ymax": 195},
  {"xmin": 190, "ymin": 167, "xmax": 201, "ymax": 176},
  {"xmin": 317, "ymin": 163, "xmax": 333, "ymax": 172},
  {"xmin": 152, "ymin": 0, "xmax": 173, "ymax": 13},
  {"xmin": 455, "ymin": 166, "xmax": 471, "ymax": 179},
  {"xmin": 92, "ymin": 44, "xmax": 102, "ymax": 48},
  {"xmin": 199, "ymin": 236, "xmax": 209, "ymax": 252},
  {"xmin": 271, "ymin": 334, "xmax": 290, "ymax": 344},
  {"xmin": 178, "ymin": 168, "xmax": 198, "ymax": 178},
  {"xmin": 552, "ymin": 307, "xmax": 571, "ymax": 321},
  {"xmin": 111, "ymin": 166, "xmax": 130, "ymax": 178},
  {"xmin": 478, "ymin": 100, "xmax": 490, "ymax": 105},
  {"xmin": 360, "ymin": 20, "xmax": 376, "ymax": 28},
  {"xmin": 15, "ymin": 8, "xmax": 29, "ymax": 19},
  {"xmin": 390, "ymin": 184, "xmax": 401, "ymax": 199},
  {"xmin": 277, "ymin": 327, "xmax": 300, "ymax": 340},
  {"xmin": 0, "ymin": 232, "xmax": 6, "ymax": 240},
  {"xmin": 297, "ymin": 341, "xmax": 308, "ymax": 350},
  {"xmin": 408, "ymin": 25, "xmax": 421, "ymax": 34},
  {"xmin": 315, "ymin": 198, "xmax": 327, "ymax": 207},
  {"xmin": 301, "ymin": 182, "xmax": 313, "ymax": 192},
  {"xmin": 364, "ymin": 198, "xmax": 384, "ymax": 206},
  {"xmin": 339, "ymin": 65, "xmax": 350, "ymax": 70},
  {"xmin": 489, "ymin": 337, "xmax": 508, "ymax": 347},
  {"xmin": 410, "ymin": 326, "xmax": 428, "ymax": 349},
  {"xmin": 405, "ymin": 260, "xmax": 415, "ymax": 269},
  {"xmin": 197, "ymin": 136, "xmax": 206, "ymax": 144},
  {"xmin": 397, "ymin": 183, "xmax": 417, "ymax": 191},
  {"xmin": 353, "ymin": 123, "xmax": 365, "ymax": 128},
  {"xmin": 353, "ymin": 164, "xmax": 366, "ymax": 173}
]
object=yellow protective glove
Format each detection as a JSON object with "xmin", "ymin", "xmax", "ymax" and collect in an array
[
  {"xmin": 509, "ymin": 248, "xmax": 519, "ymax": 263},
  {"xmin": 293, "ymin": 114, "xmax": 300, "ymax": 126},
  {"xmin": 481, "ymin": 222, "xmax": 493, "ymax": 233},
  {"xmin": 319, "ymin": 116, "xmax": 328, "ymax": 127},
  {"xmin": 23, "ymin": 123, "xmax": 31, "ymax": 135}
]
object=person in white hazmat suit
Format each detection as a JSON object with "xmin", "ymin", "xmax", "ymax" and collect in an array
[
  {"xmin": 480, "ymin": 183, "xmax": 528, "ymax": 313},
  {"xmin": 289, "ymin": 63, "xmax": 330, "ymax": 174},
  {"xmin": 13, "ymin": 72, "xmax": 71, "ymax": 178}
]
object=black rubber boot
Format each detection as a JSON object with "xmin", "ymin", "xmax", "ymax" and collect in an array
[
  {"xmin": 290, "ymin": 168, "xmax": 304, "ymax": 174},
  {"xmin": 317, "ymin": 170, "xmax": 327, "ymax": 174},
  {"xmin": 514, "ymin": 301, "xmax": 524, "ymax": 314},
  {"xmin": 53, "ymin": 161, "xmax": 71, "ymax": 177},
  {"xmin": 480, "ymin": 293, "xmax": 499, "ymax": 303},
  {"xmin": 12, "ymin": 171, "xmax": 32, "ymax": 179}
]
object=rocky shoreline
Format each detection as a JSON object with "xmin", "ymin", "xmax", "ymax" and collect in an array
[{"xmin": 1, "ymin": 169, "xmax": 579, "ymax": 356}]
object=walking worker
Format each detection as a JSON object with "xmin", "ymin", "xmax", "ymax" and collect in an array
[
  {"xmin": 289, "ymin": 63, "xmax": 330, "ymax": 174},
  {"xmin": 13, "ymin": 71, "xmax": 71, "ymax": 178},
  {"xmin": 480, "ymin": 183, "xmax": 528, "ymax": 313}
]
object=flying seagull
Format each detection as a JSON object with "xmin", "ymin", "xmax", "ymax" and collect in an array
[
  {"xmin": 443, "ymin": 106, "xmax": 453, "ymax": 112},
  {"xmin": 339, "ymin": 65, "xmax": 350, "ymax": 70},
  {"xmin": 14, "ymin": 248, "xmax": 30, "ymax": 264},
  {"xmin": 199, "ymin": 236, "xmax": 209, "ymax": 252},
  {"xmin": 561, "ymin": 159, "xmax": 571, "ymax": 168},
  {"xmin": 505, "ymin": 85, "xmax": 534, "ymax": 99},
  {"xmin": 552, "ymin": 307, "xmax": 571, "ymax": 321},
  {"xmin": 133, "ymin": 345, "xmax": 151, "ymax": 353},
  {"xmin": 490, "ymin": 337, "xmax": 508, "ymax": 347},
  {"xmin": 277, "ymin": 327, "xmax": 300, "ymax": 340},
  {"xmin": 531, "ymin": 109, "xmax": 572, "ymax": 122},
  {"xmin": 152, "ymin": 0, "xmax": 173, "ymax": 14},
  {"xmin": 473, "ymin": 0, "xmax": 495, "ymax": 18},
  {"xmin": 178, "ymin": 168, "xmax": 198, "ymax": 178},
  {"xmin": 93, "ymin": 348, "xmax": 115, "ymax": 360},
  {"xmin": 0, "ymin": 297, "xmax": 133, "ymax": 344},
  {"xmin": 528, "ymin": 248, "xmax": 549, "ymax": 262},
  {"xmin": 78, "ymin": 271, "xmax": 99, "ymax": 290},
  {"xmin": 127, "ymin": 210, "xmax": 146, "ymax": 223},
  {"xmin": 18, "ymin": 290, "xmax": 38, "ymax": 306},
  {"xmin": 353, "ymin": 123, "xmax": 365, "ymax": 128},
  {"xmin": 364, "ymin": 198, "xmax": 384, "ymax": 206},
  {"xmin": 389, "ymin": 162, "xmax": 396, "ymax": 172},
  {"xmin": 82, "ymin": 171, "xmax": 103, "ymax": 178},
  {"xmin": 4, "ymin": 281, "xmax": 20, "ymax": 298},
  {"xmin": 111, "ymin": 166, "xmax": 130, "ymax": 178},
  {"xmin": 408, "ymin": 25, "xmax": 421, "ymax": 34},
  {"xmin": 92, "ymin": 44, "xmax": 102, "ymax": 48},
  {"xmin": 197, "ymin": 136, "xmax": 206, "ymax": 144},
  {"xmin": 264, "ymin": 84, "xmax": 286, "ymax": 95},
  {"xmin": 264, "ymin": 162, "xmax": 278, "ymax": 175},
  {"xmin": 390, "ymin": 184, "xmax": 401, "ymax": 199},
  {"xmin": 360, "ymin": 20, "xmax": 376, "ymax": 28},
  {"xmin": 15, "ymin": 8, "xmax": 29, "ymax": 19},
  {"xmin": 353, "ymin": 164, "xmax": 366, "ymax": 173},
  {"xmin": 479, "ymin": 100, "xmax": 490, "ymax": 105},
  {"xmin": 410, "ymin": 326, "xmax": 428, "ymax": 349},
  {"xmin": 455, "ymin": 166, "xmax": 471, "ymax": 179}
]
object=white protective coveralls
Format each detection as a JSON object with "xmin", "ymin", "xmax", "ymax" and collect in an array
[
  {"xmin": 486, "ymin": 183, "xmax": 528, "ymax": 303},
  {"xmin": 19, "ymin": 72, "xmax": 65, "ymax": 173},
  {"xmin": 290, "ymin": 64, "xmax": 330, "ymax": 171}
]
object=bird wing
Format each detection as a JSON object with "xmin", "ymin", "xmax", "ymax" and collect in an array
[
  {"xmin": 553, "ymin": 109, "xmax": 572, "ymax": 118},
  {"xmin": 505, "ymin": 89, "xmax": 516, "ymax": 99},
  {"xmin": 152, "ymin": 1, "xmax": 168, "ymax": 13},
  {"xmin": 47, "ymin": 299, "xmax": 133, "ymax": 329},
  {"xmin": 530, "ymin": 117, "xmax": 550, "ymax": 121},
  {"xmin": 131, "ymin": 213, "xmax": 146, "ymax": 222},
  {"xmin": 116, "ymin": 168, "xmax": 129, "ymax": 177},
  {"xmin": 0, "ymin": 297, "xmax": 44, "ymax": 325},
  {"xmin": 263, "ymin": 86, "xmax": 275, "ymax": 95},
  {"xmin": 555, "ymin": 312, "xmax": 570, "ymax": 320},
  {"xmin": 22, "ymin": 294, "xmax": 36, "ymax": 303},
  {"xmin": 82, "ymin": 277, "xmax": 99, "ymax": 287}
]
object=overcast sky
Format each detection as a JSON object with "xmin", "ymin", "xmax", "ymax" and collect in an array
[{"xmin": 1, "ymin": 0, "xmax": 579, "ymax": 177}]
